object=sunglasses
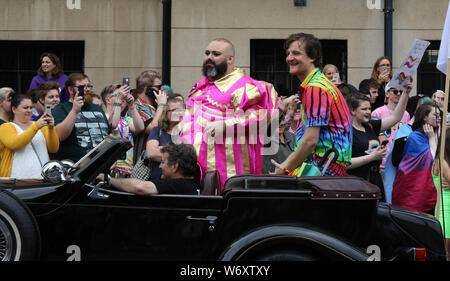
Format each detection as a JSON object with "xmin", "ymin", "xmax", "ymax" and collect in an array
[{"xmin": 389, "ymin": 89, "xmax": 403, "ymax": 95}]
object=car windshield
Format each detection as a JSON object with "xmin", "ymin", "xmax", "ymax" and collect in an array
[{"xmin": 73, "ymin": 136, "xmax": 116, "ymax": 169}]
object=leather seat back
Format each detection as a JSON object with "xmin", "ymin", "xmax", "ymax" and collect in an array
[{"xmin": 200, "ymin": 170, "xmax": 221, "ymax": 195}]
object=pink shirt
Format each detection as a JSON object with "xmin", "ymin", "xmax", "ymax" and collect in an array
[{"xmin": 371, "ymin": 105, "xmax": 410, "ymax": 168}]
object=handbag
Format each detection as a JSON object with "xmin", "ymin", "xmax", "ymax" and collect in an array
[
  {"xmin": 130, "ymin": 151, "xmax": 152, "ymax": 180},
  {"xmin": 291, "ymin": 148, "xmax": 339, "ymax": 177}
]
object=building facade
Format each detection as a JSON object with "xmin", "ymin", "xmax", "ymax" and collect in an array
[{"xmin": 1, "ymin": 0, "xmax": 448, "ymax": 97}]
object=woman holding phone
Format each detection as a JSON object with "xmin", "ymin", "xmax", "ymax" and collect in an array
[
  {"xmin": 0, "ymin": 92, "xmax": 59, "ymax": 178},
  {"xmin": 323, "ymin": 64, "xmax": 341, "ymax": 85},
  {"xmin": 370, "ymin": 56, "xmax": 393, "ymax": 110},
  {"xmin": 345, "ymin": 79, "xmax": 412, "ymax": 201}
]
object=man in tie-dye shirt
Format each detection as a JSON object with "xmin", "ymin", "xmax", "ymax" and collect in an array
[{"xmin": 273, "ymin": 33, "xmax": 352, "ymax": 176}]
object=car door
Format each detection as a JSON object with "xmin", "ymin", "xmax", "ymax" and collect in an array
[{"xmin": 37, "ymin": 185, "xmax": 223, "ymax": 261}]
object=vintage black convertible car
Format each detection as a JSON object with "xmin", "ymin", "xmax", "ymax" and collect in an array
[{"xmin": 0, "ymin": 136, "xmax": 447, "ymax": 261}]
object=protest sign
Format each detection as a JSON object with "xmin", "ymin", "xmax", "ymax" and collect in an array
[{"xmin": 386, "ymin": 39, "xmax": 430, "ymax": 91}]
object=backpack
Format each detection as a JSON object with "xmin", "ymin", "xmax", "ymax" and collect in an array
[{"xmin": 392, "ymin": 136, "xmax": 408, "ymax": 167}]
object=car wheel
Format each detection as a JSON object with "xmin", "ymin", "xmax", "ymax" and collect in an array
[{"xmin": 0, "ymin": 189, "xmax": 40, "ymax": 261}]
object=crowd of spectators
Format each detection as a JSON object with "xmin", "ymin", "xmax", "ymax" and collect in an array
[{"xmin": 1, "ymin": 35, "xmax": 450, "ymax": 255}]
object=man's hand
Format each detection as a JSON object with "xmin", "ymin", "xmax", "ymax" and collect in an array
[
  {"xmin": 270, "ymin": 159, "xmax": 290, "ymax": 175},
  {"xmin": 204, "ymin": 120, "xmax": 226, "ymax": 138},
  {"xmin": 278, "ymin": 96, "xmax": 287, "ymax": 112},
  {"xmin": 286, "ymin": 96, "xmax": 300, "ymax": 119},
  {"xmin": 72, "ymin": 92, "xmax": 84, "ymax": 113},
  {"xmin": 155, "ymin": 90, "xmax": 168, "ymax": 106},
  {"xmin": 96, "ymin": 173, "xmax": 105, "ymax": 181},
  {"xmin": 404, "ymin": 77, "xmax": 414, "ymax": 95}
]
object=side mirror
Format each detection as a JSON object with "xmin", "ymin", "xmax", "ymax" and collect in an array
[{"xmin": 41, "ymin": 161, "xmax": 68, "ymax": 183}]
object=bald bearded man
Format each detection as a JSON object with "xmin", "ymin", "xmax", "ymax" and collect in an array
[{"xmin": 179, "ymin": 38, "xmax": 279, "ymax": 190}]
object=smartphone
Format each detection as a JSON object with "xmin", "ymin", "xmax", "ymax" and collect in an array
[
  {"xmin": 44, "ymin": 104, "xmax": 52, "ymax": 115},
  {"xmin": 332, "ymin": 73, "xmax": 339, "ymax": 83},
  {"xmin": 77, "ymin": 85, "xmax": 85, "ymax": 97},
  {"xmin": 381, "ymin": 140, "xmax": 389, "ymax": 148},
  {"xmin": 123, "ymin": 77, "xmax": 130, "ymax": 87}
]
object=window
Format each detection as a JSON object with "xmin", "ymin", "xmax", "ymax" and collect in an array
[
  {"xmin": 417, "ymin": 40, "xmax": 446, "ymax": 97},
  {"xmin": 0, "ymin": 41, "xmax": 85, "ymax": 93},
  {"xmin": 250, "ymin": 39, "xmax": 347, "ymax": 96}
]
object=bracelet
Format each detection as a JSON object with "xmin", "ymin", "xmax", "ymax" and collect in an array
[
  {"xmin": 158, "ymin": 103, "xmax": 166, "ymax": 106},
  {"xmin": 114, "ymin": 102, "xmax": 122, "ymax": 107}
]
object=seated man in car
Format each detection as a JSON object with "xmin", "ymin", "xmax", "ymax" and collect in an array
[{"xmin": 101, "ymin": 143, "xmax": 199, "ymax": 195}]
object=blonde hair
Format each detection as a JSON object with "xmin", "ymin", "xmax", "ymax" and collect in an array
[
  {"xmin": 158, "ymin": 97, "xmax": 185, "ymax": 132},
  {"xmin": 0, "ymin": 87, "xmax": 14, "ymax": 102},
  {"xmin": 323, "ymin": 64, "xmax": 338, "ymax": 74},
  {"xmin": 136, "ymin": 70, "xmax": 162, "ymax": 93}
]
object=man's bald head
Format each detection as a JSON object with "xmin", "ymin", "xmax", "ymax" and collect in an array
[
  {"xmin": 202, "ymin": 38, "xmax": 235, "ymax": 80},
  {"xmin": 211, "ymin": 38, "xmax": 235, "ymax": 56}
]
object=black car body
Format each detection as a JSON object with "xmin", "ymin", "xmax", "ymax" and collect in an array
[{"xmin": 0, "ymin": 136, "xmax": 446, "ymax": 261}]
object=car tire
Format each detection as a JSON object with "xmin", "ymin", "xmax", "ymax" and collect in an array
[{"xmin": 0, "ymin": 189, "xmax": 40, "ymax": 261}]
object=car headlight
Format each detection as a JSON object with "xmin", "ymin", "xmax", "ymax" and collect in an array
[{"xmin": 41, "ymin": 161, "xmax": 68, "ymax": 183}]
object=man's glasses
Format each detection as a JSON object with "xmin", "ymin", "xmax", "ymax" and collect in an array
[
  {"xmin": 152, "ymin": 85, "xmax": 162, "ymax": 90},
  {"xmin": 379, "ymin": 64, "xmax": 391, "ymax": 67},
  {"xmin": 168, "ymin": 108, "xmax": 185, "ymax": 114}
]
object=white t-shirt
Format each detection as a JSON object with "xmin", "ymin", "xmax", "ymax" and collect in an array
[{"xmin": 10, "ymin": 122, "xmax": 49, "ymax": 179}]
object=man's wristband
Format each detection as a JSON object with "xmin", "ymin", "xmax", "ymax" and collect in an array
[
  {"xmin": 114, "ymin": 102, "xmax": 122, "ymax": 107},
  {"xmin": 158, "ymin": 103, "xmax": 166, "ymax": 106}
]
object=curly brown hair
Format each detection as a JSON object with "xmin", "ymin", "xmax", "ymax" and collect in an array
[{"xmin": 36, "ymin": 82, "xmax": 60, "ymax": 101}]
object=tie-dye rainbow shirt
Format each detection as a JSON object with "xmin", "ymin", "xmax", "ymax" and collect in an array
[{"xmin": 293, "ymin": 68, "xmax": 352, "ymax": 176}]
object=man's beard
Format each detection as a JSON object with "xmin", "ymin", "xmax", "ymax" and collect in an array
[
  {"xmin": 83, "ymin": 92, "xmax": 93, "ymax": 105},
  {"xmin": 202, "ymin": 59, "xmax": 227, "ymax": 80}
]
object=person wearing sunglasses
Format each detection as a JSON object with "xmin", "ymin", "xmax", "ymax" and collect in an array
[{"xmin": 372, "ymin": 84, "xmax": 412, "ymax": 181}]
